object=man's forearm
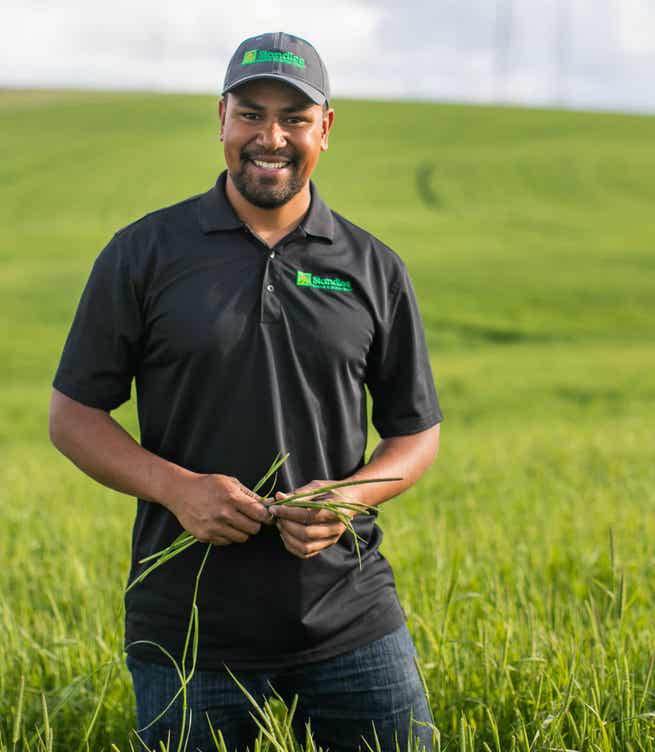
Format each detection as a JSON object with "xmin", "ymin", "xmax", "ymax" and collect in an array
[
  {"xmin": 48, "ymin": 388, "xmax": 196, "ymax": 511},
  {"xmin": 342, "ymin": 423, "xmax": 440, "ymax": 508}
]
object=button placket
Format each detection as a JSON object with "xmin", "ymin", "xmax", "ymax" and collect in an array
[{"xmin": 260, "ymin": 255, "xmax": 281, "ymax": 324}]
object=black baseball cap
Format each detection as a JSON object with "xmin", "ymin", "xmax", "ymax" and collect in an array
[{"xmin": 222, "ymin": 32, "xmax": 331, "ymax": 106}]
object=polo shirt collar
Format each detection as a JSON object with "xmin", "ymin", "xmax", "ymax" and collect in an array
[
  {"xmin": 300, "ymin": 182, "xmax": 334, "ymax": 243},
  {"xmin": 197, "ymin": 172, "xmax": 242, "ymax": 233},
  {"xmin": 198, "ymin": 171, "xmax": 334, "ymax": 243}
]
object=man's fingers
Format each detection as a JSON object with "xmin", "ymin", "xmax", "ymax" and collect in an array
[
  {"xmin": 276, "ymin": 518, "xmax": 344, "ymax": 541},
  {"xmin": 231, "ymin": 490, "xmax": 273, "ymax": 524},
  {"xmin": 260, "ymin": 500, "xmax": 277, "ymax": 526},
  {"xmin": 275, "ymin": 482, "xmax": 332, "ymax": 502},
  {"xmin": 215, "ymin": 520, "xmax": 256, "ymax": 543},
  {"xmin": 228, "ymin": 509, "xmax": 264, "ymax": 536},
  {"xmin": 278, "ymin": 527, "xmax": 341, "ymax": 559},
  {"xmin": 196, "ymin": 525, "xmax": 249, "ymax": 544},
  {"xmin": 278, "ymin": 528, "xmax": 319, "ymax": 558},
  {"xmin": 271, "ymin": 505, "xmax": 338, "ymax": 524}
]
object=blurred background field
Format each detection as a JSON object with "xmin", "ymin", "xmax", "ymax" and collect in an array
[{"xmin": 1, "ymin": 89, "xmax": 655, "ymax": 750}]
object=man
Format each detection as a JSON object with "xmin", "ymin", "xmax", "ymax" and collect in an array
[{"xmin": 50, "ymin": 32, "xmax": 442, "ymax": 752}]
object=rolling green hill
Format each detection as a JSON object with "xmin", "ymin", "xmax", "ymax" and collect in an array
[{"xmin": 1, "ymin": 89, "xmax": 654, "ymax": 751}]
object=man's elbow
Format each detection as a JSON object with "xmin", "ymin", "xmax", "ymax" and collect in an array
[
  {"xmin": 404, "ymin": 423, "xmax": 440, "ymax": 486},
  {"xmin": 48, "ymin": 389, "xmax": 68, "ymax": 450},
  {"xmin": 427, "ymin": 422, "xmax": 440, "ymax": 465},
  {"xmin": 48, "ymin": 388, "xmax": 92, "ymax": 452}
]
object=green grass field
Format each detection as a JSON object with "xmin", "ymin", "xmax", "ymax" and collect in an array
[{"xmin": 1, "ymin": 89, "xmax": 654, "ymax": 751}]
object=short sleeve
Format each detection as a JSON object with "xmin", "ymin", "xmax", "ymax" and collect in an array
[
  {"xmin": 53, "ymin": 233, "xmax": 143, "ymax": 411},
  {"xmin": 366, "ymin": 265, "xmax": 443, "ymax": 438}
]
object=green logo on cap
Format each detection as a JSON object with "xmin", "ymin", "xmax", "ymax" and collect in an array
[
  {"xmin": 296, "ymin": 270, "xmax": 353, "ymax": 293},
  {"xmin": 241, "ymin": 49, "xmax": 306, "ymax": 70}
]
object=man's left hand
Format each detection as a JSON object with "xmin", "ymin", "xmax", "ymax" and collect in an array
[{"xmin": 270, "ymin": 480, "xmax": 355, "ymax": 559}]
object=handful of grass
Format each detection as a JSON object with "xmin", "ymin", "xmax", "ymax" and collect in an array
[{"xmin": 127, "ymin": 451, "xmax": 401, "ymax": 592}]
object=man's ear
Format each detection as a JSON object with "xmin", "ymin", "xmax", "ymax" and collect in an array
[
  {"xmin": 321, "ymin": 108, "xmax": 335, "ymax": 152},
  {"xmin": 218, "ymin": 97, "xmax": 227, "ymax": 141}
]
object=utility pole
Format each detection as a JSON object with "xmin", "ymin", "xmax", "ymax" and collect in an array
[
  {"xmin": 495, "ymin": 0, "xmax": 513, "ymax": 103},
  {"xmin": 555, "ymin": 0, "xmax": 570, "ymax": 107}
]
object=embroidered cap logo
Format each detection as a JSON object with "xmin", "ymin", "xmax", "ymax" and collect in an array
[{"xmin": 241, "ymin": 49, "xmax": 306, "ymax": 70}]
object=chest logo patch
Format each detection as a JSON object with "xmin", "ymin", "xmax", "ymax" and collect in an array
[{"xmin": 296, "ymin": 270, "xmax": 353, "ymax": 293}]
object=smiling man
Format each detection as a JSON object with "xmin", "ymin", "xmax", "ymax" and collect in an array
[
  {"xmin": 219, "ymin": 76, "xmax": 333, "ymax": 246},
  {"xmin": 221, "ymin": 82, "xmax": 325, "ymax": 211},
  {"xmin": 49, "ymin": 32, "xmax": 442, "ymax": 752}
]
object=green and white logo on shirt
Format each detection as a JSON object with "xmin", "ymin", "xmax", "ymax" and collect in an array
[{"xmin": 296, "ymin": 270, "xmax": 352, "ymax": 293}]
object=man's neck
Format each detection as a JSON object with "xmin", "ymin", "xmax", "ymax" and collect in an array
[{"xmin": 225, "ymin": 174, "xmax": 311, "ymax": 248}]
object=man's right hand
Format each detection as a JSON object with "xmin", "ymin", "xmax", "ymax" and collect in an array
[{"xmin": 167, "ymin": 474, "xmax": 274, "ymax": 546}]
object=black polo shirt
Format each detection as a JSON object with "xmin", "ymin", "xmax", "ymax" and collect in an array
[{"xmin": 53, "ymin": 171, "xmax": 443, "ymax": 670}]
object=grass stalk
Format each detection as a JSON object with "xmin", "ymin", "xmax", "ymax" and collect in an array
[
  {"xmin": 129, "ymin": 451, "xmax": 400, "ymax": 585},
  {"xmin": 40, "ymin": 694, "xmax": 52, "ymax": 752},
  {"xmin": 12, "ymin": 674, "xmax": 25, "ymax": 748},
  {"xmin": 78, "ymin": 662, "xmax": 113, "ymax": 752}
]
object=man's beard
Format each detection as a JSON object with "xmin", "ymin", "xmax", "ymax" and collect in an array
[{"xmin": 231, "ymin": 152, "xmax": 305, "ymax": 209}]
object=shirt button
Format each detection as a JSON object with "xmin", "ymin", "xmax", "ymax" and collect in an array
[
  {"xmin": 269, "ymin": 251, "xmax": 275, "ymax": 258},
  {"xmin": 266, "ymin": 284, "xmax": 274, "ymax": 292}
]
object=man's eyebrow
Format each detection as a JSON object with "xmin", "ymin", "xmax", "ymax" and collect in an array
[
  {"xmin": 233, "ymin": 97, "xmax": 314, "ymax": 113},
  {"xmin": 233, "ymin": 97, "xmax": 265, "ymax": 110}
]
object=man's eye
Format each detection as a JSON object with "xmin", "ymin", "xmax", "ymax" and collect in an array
[{"xmin": 242, "ymin": 112, "xmax": 260, "ymax": 120}]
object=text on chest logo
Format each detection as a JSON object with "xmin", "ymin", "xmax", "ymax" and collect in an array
[{"xmin": 295, "ymin": 270, "xmax": 353, "ymax": 293}]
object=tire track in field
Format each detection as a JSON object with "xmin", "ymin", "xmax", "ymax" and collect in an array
[{"xmin": 416, "ymin": 162, "xmax": 440, "ymax": 208}]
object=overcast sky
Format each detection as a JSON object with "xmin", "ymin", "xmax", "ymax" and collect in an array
[{"xmin": 2, "ymin": 0, "xmax": 655, "ymax": 113}]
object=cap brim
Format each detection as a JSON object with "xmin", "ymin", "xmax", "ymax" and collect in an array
[{"xmin": 222, "ymin": 73, "xmax": 327, "ymax": 106}]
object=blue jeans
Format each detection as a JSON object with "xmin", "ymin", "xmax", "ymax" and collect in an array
[{"xmin": 126, "ymin": 624, "xmax": 434, "ymax": 752}]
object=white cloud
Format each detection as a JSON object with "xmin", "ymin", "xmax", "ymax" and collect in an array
[
  {"xmin": 1, "ymin": 0, "xmax": 386, "ymax": 93},
  {"xmin": 1, "ymin": 0, "xmax": 655, "ymax": 112},
  {"xmin": 619, "ymin": 0, "xmax": 655, "ymax": 54}
]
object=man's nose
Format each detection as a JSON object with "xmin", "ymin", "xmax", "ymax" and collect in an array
[{"xmin": 257, "ymin": 119, "xmax": 286, "ymax": 150}]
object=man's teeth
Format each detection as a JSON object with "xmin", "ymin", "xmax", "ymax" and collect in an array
[{"xmin": 252, "ymin": 159, "xmax": 289, "ymax": 170}]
